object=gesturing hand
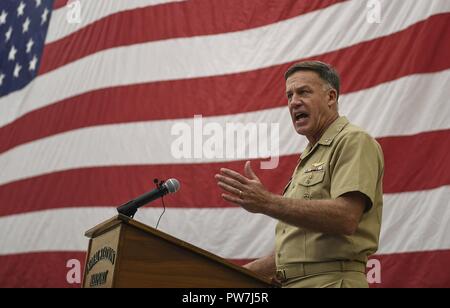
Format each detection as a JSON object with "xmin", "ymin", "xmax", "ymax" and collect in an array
[{"xmin": 215, "ymin": 161, "xmax": 277, "ymax": 214}]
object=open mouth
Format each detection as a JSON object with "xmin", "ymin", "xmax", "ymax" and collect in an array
[{"xmin": 294, "ymin": 111, "xmax": 309, "ymax": 121}]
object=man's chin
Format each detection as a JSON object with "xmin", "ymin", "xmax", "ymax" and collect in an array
[{"xmin": 294, "ymin": 123, "xmax": 309, "ymax": 136}]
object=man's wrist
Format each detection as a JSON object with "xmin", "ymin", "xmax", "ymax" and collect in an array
[{"xmin": 263, "ymin": 193, "xmax": 284, "ymax": 216}]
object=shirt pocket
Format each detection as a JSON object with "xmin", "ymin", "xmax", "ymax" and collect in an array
[
  {"xmin": 298, "ymin": 170, "xmax": 325, "ymax": 199},
  {"xmin": 299, "ymin": 170, "xmax": 325, "ymax": 186}
]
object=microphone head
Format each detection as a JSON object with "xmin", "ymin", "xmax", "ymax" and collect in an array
[{"xmin": 163, "ymin": 178, "xmax": 180, "ymax": 193}]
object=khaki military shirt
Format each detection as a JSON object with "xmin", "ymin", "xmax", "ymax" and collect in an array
[{"xmin": 275, "ymin": 116, "xmax": 384, "ymax": 266}]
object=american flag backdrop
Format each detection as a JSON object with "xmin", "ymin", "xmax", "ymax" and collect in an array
[{"xmin": 0, "ymin": 0, "xmax": 449, "ymax": 288}]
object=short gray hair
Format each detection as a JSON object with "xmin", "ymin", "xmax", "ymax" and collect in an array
[{"xmin": 284, "ymin": 61, "xmax": 340, "ymax": 100}]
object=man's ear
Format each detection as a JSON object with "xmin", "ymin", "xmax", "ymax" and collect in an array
[{"xmin": 327, "ymin": 88, "xmax": 338, "ymax": 108}]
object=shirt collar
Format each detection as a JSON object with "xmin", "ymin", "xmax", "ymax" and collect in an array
[
  {"xmin": 300, "ymin": 116, "xmax": 349, "ymax": 160},
  {"xmin": 317, "ymin": 116, "xmax": 349, "ymax": 146}
]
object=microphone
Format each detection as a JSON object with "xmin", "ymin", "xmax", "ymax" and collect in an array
[{"xmin": 117, "ymin": 178, "xmax": 180, "ymax": 217}]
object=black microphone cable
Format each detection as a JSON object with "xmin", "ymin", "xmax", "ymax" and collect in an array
[
  {"xmin": 154, "ymin": 178, "xmax": 166, "ymax": 229},
  {"xmin": 155, "ymin": 196, "xmax": 166, "ymax": 230}
]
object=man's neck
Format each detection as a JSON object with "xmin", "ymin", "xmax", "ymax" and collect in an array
[{"xmin": 307, "ymin": 114, "xmax": 339, "ymax": 146}]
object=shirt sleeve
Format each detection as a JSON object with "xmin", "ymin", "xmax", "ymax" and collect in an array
[{"xmin": 330, "ymin": 131, "xmax": 383, "ymax": 211}]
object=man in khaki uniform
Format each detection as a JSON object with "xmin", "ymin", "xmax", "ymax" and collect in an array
[{"xmin": 215, "ymin": 61, "xmax": 384, "ymax": 288}]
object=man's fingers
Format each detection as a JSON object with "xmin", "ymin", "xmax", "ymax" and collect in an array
[
  {"xmin": 220, "ymin": 168, "xmax": 249, "ymax": 184},
  {"xmin": 217, "ymin": 181, "xmax": 242, "ymax": 197},
  {"xmin": 222, "ymin": 193, "xmax": 243, "ymax": 205},
  {"xmin": 244, "ymin": 161, "xmax": 259, "ymax": 180},
  {"xmin": 215, "ymin": 174, "xmax": 245, "ymax": 191}
]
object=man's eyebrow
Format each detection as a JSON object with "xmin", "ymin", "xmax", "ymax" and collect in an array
[{"xmin": 286, "ymin": 85, "xmax": 311, "ymax": 94}]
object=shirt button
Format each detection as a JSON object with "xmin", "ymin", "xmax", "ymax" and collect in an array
[
  {"xmin": 308, "ymin": 174, "xmax": 313, "ymax": 179},
  {"xmin": 282, "ymin": 229, "xmax": 286, "ymax": 234},
  {"xmin": 305, "ymin": 179, "xmax": 310, "ymax": 184},
  {"xmin": 304, "ymin": 193, "xmax": 310, "ymax": 199},
  {"xmin": 277, "ymin": 253, "xmax": 281, "ymax": 258}
]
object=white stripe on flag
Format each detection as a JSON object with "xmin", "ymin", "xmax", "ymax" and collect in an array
[
  {"xmin": 1, "ymin": 186, "xmax": 449, "ymax": 257},
  {"xmin": 0, "ymin": 71, "xmax": 448, "ymax": 186},
  {"xmin": 0, "ymin": 207, "xmax": 276, "ymax": 259},
  {"xmin": 47, "ymin": 0, "xmax": 186, "ymax": 43},
  {"xmin": 378, "ymin": 185, "xmax": 450, "ymax": 254},
  {"xmin": 1, "ymin": 0, "xmax": 448, "ymax": 128}
]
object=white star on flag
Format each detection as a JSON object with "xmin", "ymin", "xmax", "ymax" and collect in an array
[
  {"xmin": 13, "ymin": 63, "xmax": 22, "ymax": 78},
  {"xmin": 29, "ymin": 56, "xmax": 38, "ymax": 71},
  {"xmin": 26, "ymin": 39, "xmax": 34, "ymax": 53},
  {"xmin": 8, "ymin": 46, "xmax": 17, "ymax": 61},
  {"xmin": 0, "ymin": 10, "xmax": 7, "ymax": 25},
  {"xmin": 0, "ymin": 73, "xmax": 5, "ymax": 86},
  {"xmin": 22, "ymin": 17, "xmax": 31, "ymax": 33},
  {"xmin": 35, "ymin": 0, "xmax": 42, "ymax": 8},
  {"xmin": 17, "ymin": 2, "xmax": 26, "ymax": 17},
  {"xmin": 5, "ymin": 27, "xmax": 12, "ymax": 42},
  {"xmin": 41, "ymin": 8, "xmax": 49, "ymax": 25}
]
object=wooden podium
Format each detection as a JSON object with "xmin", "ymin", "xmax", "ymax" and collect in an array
[{"xmin": 82, "ymin": 214, "xmax": 275, "ymax": 288}]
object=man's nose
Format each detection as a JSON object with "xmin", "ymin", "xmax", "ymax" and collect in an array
[{"xmin": 289, "ymin": 96, "xmax": 303, "ymax": 107}]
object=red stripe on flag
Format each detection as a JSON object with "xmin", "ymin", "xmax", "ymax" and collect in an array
[
  {"xmin": 53, "ymin": 0, "xmax": 69, "ymax": 10},
  {"xmin": 0, "ymin": 251, "xmax": 86, "ymax": 288},
  {"xmin": 371, "ymin": 250, "xmax": 450, "ymax": 288},
  {"xmin": 0, "ymin": 157, "xmax": 298, "ymax": 216},
  {"xmin": 1, "ymin": 250, "xmax": 450, "ymax": 287},
  {"xmin": 1, "ymin": 130, "xmax": 449, "ymax": 216},
  {"xmin": 2, "ymin": 13, "xmax": 449, "ymax": 154},
  {"xmin": 379, "ymin": 130, "xmax": 450, "ymax": 194},
  {"xmin": 39, "ymin": 0, "xmax": 347, "ymax": 74}
]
